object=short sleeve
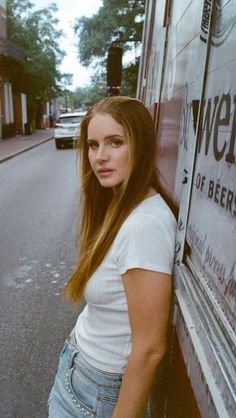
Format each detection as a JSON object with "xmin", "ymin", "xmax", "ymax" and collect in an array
[{"xmin": 115, "ymin": 214, "xmax": 176, "ymax": 275}]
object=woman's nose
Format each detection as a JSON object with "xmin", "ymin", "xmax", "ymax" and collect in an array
[{"xmin": 96, "ymin": 146, "xmax": 108, "ymax": 161}]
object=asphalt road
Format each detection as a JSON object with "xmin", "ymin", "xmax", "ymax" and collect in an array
[{"xmin": 0, "ymin": 141, "xmax": 84, "ymax": 418}]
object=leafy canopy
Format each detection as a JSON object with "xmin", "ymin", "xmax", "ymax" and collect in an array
[
  {"xmin": 7, "ymin": 0, "xmax": 65, "ymax": 98},
  {"xmin": 74, "ymin": 0, "xmax": 145, "ymax": 96}
]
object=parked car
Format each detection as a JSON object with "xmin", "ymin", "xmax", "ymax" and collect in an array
[{"xmin": 54, "ymin": 111, "xmax": 86, "ymax": 149}]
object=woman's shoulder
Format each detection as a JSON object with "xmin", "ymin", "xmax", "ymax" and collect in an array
[
  {"xmin": 117, "ymin": 194, "xmax": 177, "ymax": 239},
  {"xmin": 128, "ymin": 194, "xmax": 175, "ymax": 225},
  {"xmin": 112, "ymin": 194, "xmax": 177, "ymax": 275}
]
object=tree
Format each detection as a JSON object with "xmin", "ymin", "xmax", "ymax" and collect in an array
[
  {"xmin": 72, "ymin": 85, "xmax": 106, "ymax": 109},
  {"xmin": 7, "ymin": 0, "xmax": 65, "ymax": 122},
  {"xmin": 74, "ymin": 0, "xmax": 145, "ymax": 96}
]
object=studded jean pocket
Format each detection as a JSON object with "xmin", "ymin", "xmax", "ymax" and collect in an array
[
  {"xmin": 65, "ymin": 363, "xmax": 98, "ymax": 416},
  {"xmin": 49, "ymin": 340, "xmax": 123, "ymax": 418}
]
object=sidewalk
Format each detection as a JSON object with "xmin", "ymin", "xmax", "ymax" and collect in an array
[{"xmin": 0, "ymin": 128, "xmax": 54, "ymax": 163}]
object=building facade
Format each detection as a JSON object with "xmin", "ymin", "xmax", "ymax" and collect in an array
[{"xmin": 0, "ymin": 0, "xmax": 27, "ymax": 139}]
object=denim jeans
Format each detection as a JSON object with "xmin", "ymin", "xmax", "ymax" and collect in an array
[{"xmin": 48, "ymin": 338, "xmax": 123, "ymax": 418}]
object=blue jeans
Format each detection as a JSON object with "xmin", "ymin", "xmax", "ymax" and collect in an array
[{"xmin": 48, "ymin": 338, "xmax": 123, "ymax": 418}]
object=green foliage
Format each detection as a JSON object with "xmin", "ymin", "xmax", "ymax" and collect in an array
[
  {"xmin": 67, "ymin": 71, "xmax": 106, "ymax": 110},
  {"xmin": 74, "ymin": 0, "xmax": 145, "ymax": 96},
  {"xmin": 121, "ymin": 59, "xmax": 140, "ymax": 97},
  {"xmin": 7, "ymin": 0, "xmax": 65, "ymax": 100},
  {"xmin": 72, "ymin": 85, "xmax": 106, "ymax": 109}
]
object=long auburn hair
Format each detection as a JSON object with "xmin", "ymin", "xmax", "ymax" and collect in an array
[{"xmin": 64, "ymin": 96, "xmax": 176, "ymax": 302}]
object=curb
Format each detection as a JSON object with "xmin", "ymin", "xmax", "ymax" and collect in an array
[{"xmin": 0, "ymin": 136, "xmax": 54, "ymax": 164}]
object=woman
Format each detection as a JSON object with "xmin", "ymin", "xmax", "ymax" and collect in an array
[{"xmin": 48, "ymin": 96, "xmax": 177, "ymax": 418}]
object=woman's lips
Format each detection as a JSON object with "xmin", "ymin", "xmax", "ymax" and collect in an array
[
  {"xmin": 97, "ymin": 168, "xmax": 113, "ymax": 173},
  {"xmin": 97, "ymin": 168, "xmax": 114, "ymax": 176}
]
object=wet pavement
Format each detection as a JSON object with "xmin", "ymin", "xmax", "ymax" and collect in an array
[{"xmin": 0, "ymin": 139, "xmax": 82, "ymax": 417}]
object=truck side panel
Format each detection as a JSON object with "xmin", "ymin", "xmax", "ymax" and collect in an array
[{"xmin": 138, "ymin": 0, "xmax": 236, "ymax": 416}]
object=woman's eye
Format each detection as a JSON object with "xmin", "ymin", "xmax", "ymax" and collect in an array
[
  {"xmin": 112, "ymin": 139, "xmax": 123, "ymax": 147},
  {"xmin": 88, "ymin": 142, "xmax": 98, "ymax": 149}
]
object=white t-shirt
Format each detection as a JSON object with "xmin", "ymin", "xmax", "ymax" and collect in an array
[{"xmin": 74, "ymin": 194, "xmax": 176, "ymax": 373}]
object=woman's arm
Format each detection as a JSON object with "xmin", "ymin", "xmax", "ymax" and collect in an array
[{"xmin": 112, "ymin": 268, "xmax": 172, "ymax": 418}]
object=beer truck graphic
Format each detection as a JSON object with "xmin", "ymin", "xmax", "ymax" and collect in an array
[{"xmin": 137, "ymin": 0, "xmax": 236, "ymax": 416}]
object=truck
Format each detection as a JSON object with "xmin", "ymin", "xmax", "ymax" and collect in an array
[{"xmin": 137, "ymin": 0, "xmax": 236, "ymax": 417}]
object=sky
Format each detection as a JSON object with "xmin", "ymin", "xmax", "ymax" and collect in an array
[{"xmin": 32, "ymin": 0, "xmax": 103, "ymax": 90}]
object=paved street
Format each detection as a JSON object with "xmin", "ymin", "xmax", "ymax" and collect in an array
[{"xmin": 0, "ymin": 140, "xmax": 83, "ymax": 418}]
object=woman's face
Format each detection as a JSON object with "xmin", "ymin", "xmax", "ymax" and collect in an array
[{"xmin": 87, "ymin": 113, "xmax": 130, "ymax": 189}]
